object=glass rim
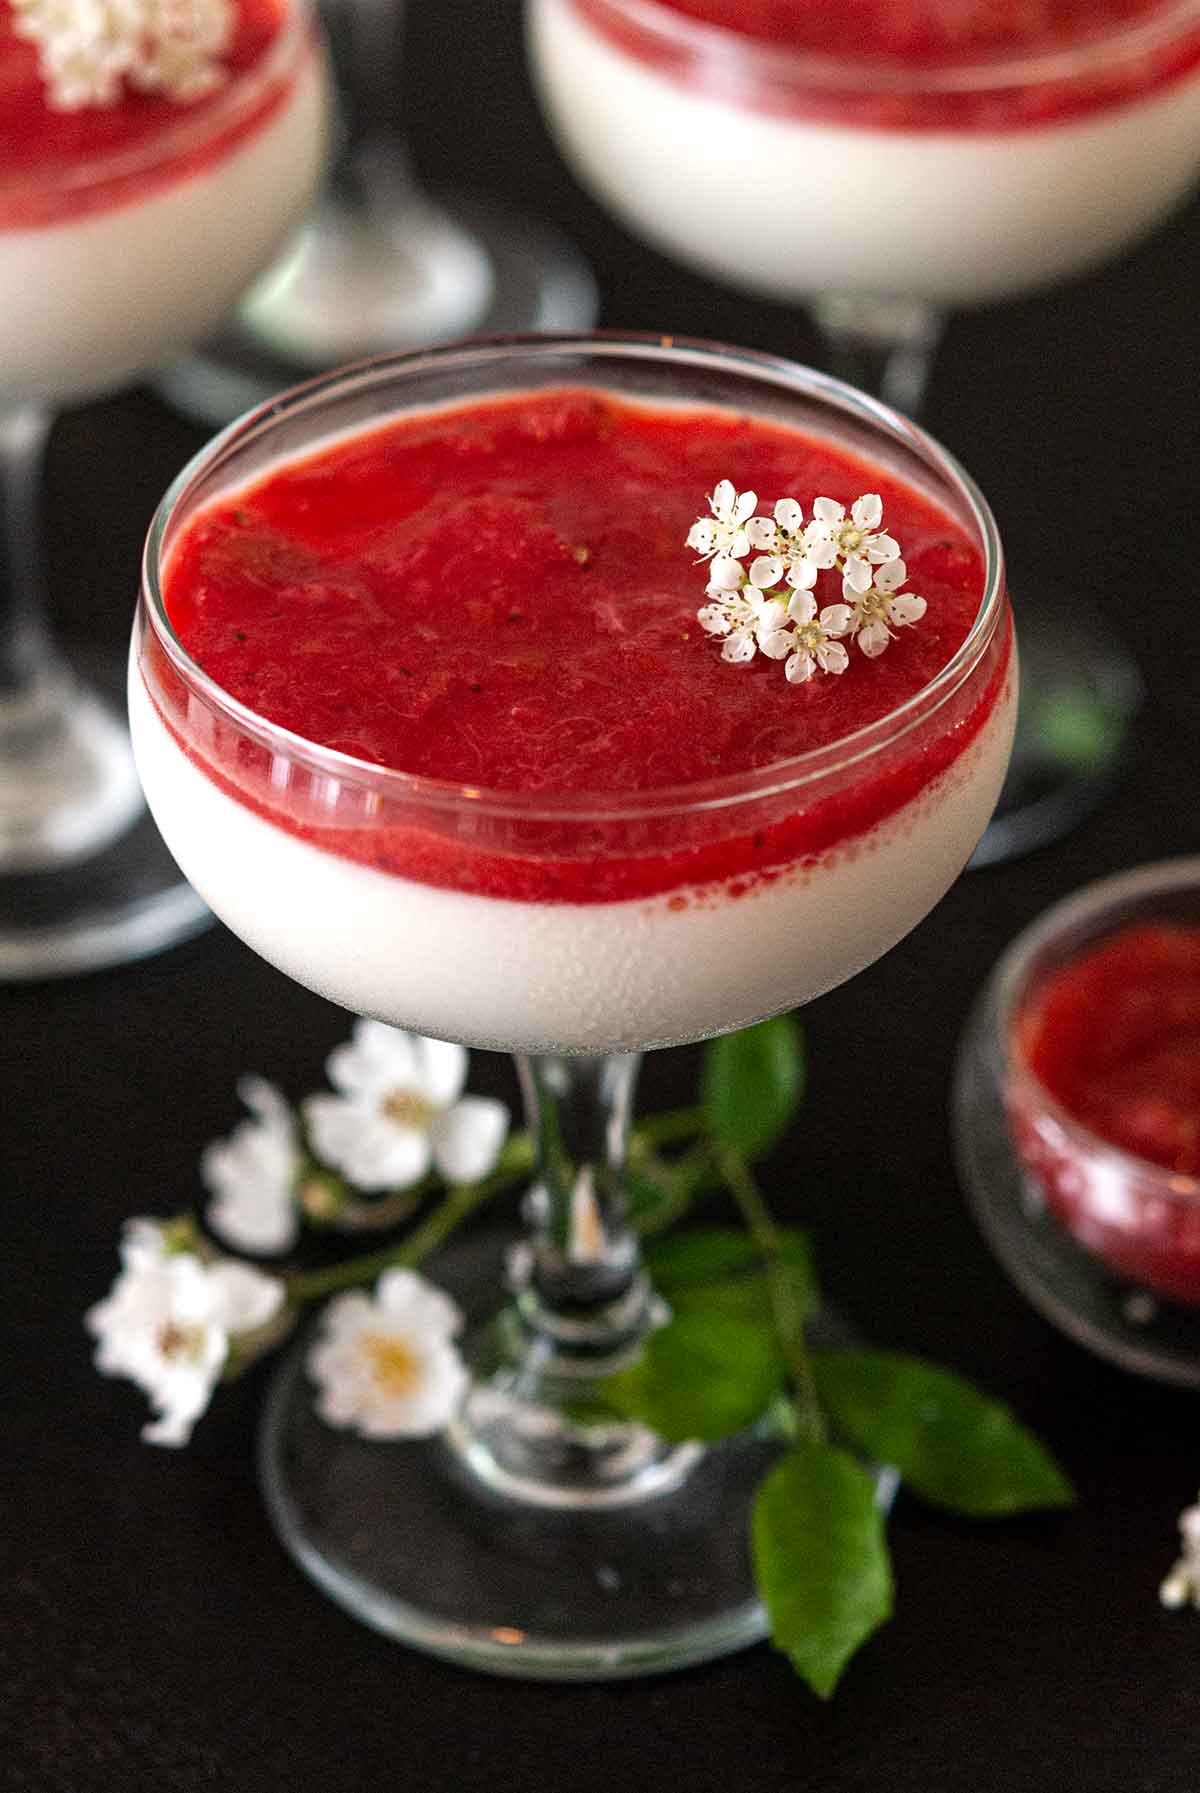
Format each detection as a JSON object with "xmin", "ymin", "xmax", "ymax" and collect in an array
[
  {"xmin": 999, "ymin": 854, "xmax": 1200, "ymax": 1203},
  {"xmin": 565, "ymin": 0, "xmax": 1200, "ymax": 97},
  {"xmin": 0, "ymin": 0, "xmax": 314, "ymax": 201},
  {"xmin": 140, "ymin": 330, "xmax": 1008, "ymax": 824}
]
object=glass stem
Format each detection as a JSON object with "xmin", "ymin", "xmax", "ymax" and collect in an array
[
  {"xmin": 320, "ymin": 0, "xmax": 410, "ymax": 196},
  {"xmin": 0, "ymin": 406, "xmax": 55, "ymax": 699},
  {"xmin": 516, "ymin": 1052, "xmax": 648, "ymax": 1340},
  {"xmin": 809, "ymin": 295, "xmax": 945, "ymax": 420}
]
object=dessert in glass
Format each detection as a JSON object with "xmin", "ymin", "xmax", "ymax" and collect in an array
[
  {"xmin": 528, "ymin": 0, "xmax": 1200, "ymax": 859},
  {"xmin": 0, "ymin": 0, "xmax": 326, "ymax": 975},
  {"xmin": 132, "ymin": 333, "xmax": 1014, "ymax": 1676},
  {"xmin": 159, "ymin": 0, "xmax": 598, "ymax": 427},
  {"xmin": 955, "ymin": 857, "xmax": 1200, "ymax": 1389}
]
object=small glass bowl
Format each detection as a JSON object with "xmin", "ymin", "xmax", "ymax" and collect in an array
[{"xmin": 953, "ymin": 857, "xmax": 1200, "ymax": 1385}]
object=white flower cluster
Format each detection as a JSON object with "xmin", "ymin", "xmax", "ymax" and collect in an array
[
  {"xmin": 11, "ymin": 0, "xmax": 234, "ymax": 111},
  {"xmin": 1161, "ymin": 1493, "xmax": 1200, "ymax": 1610},
  {"xmin": 85, "ymin": 1220, "xmax": 284, "ymax": 1445},
  {"xmin": 688, "ymin": 481, "xmax": 926, "ymax": 686}
]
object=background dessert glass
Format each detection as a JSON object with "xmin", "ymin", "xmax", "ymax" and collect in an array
[
  {"xmin": 954, "ymin": 855, "xmax": 1200, "ymax": 1389},
  {"xmin": 132, "ymin": 334, "xmax": 1014, "ymax": 1677},
  {"xmin": 159, "ymin": 0, "xmax": 598, "ymax": 427},
  {"xmin": 0, "ymin": 0, "xmax": 326, "ymax": 977},
  {"xmin": 528, "ymin": 0, "xmax": 1200, "ymax": 861}
]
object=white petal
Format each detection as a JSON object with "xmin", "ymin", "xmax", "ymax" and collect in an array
[
  {"xmin": 753, "ymin": 599, "xmax": 787, "ymax": 635},
  {"xmin": 744, "ymin": 516, "xmax": 778, "ymax": 550},
  {"xmin": 733, "ymin": 488, "xmax": 758, "ymax": 524},
  {"xmin": 710, "ymin": 479, "xmax": 735, "ymax": 519},
  {"xmin": 205, "ymin": 1262, "xmax": 285, "ymax": 1335},
  {"xmin": 803, "ymin": 530, "xmax": 838, "ymax": 570},
  {"xmin": 867, "ymin": 534, "xmax": 901, "ymax": 564},
  {"xmin": 758, "ymin": 628, "xmax": 794, "ymax": 661},
  {"xmin": 730, "ymin": 529, "xmax": 751, "ymax": 561},
  {"xmin": 851, "ymin": 493, "xmax": 883, "ymax": 530},
  {"xmin": 785, "ymin": 557, "xmax": 818, "ymax": 592},
  {"xmin": 858, "ymin": 620, "xmax": 891, "ymax": 658},
  {"xmin": 697, "ymin": 604, "xmax": 731, "ymax": 636},
  {"xmin": 818, "ymin": 604, "xmax": 852, "ymax": 637},
  {"xmin": 816, "ymin": 640, "xmax": 850, "ymax": 674},
  {"xmin": 708, "ymin": 554, "xmax": 744, "ymax": 591},
  {"xmin": 842, "ymin": 556, "xmax": 873, "ymax": 595},
  {"xmin": 749, "ymin": 555, "xmax": 783, "ymax": 589},
  {"xmin": 722, "ymin": 631, "xmax": 756, "ymax": 664},
  {"xmin": 786, "ymin": 589, "xmax": 817, "ymax": 626},
  {"xmin": 887, "ymin": 593, "xmax": 927, "ymax": 627},
  {"xmin": 326, "ymin": 1020, "xmax": 418, "ymax": 1101},
  {"xmin": 812, "ymin": 497, "xmax": 844, "ymax": 525},
  {"xmin": 376, "ymin": 1268, "xmax": 465, "ymax": 1339},
  {"xmin": 774, "ymin": 497, "xmax": 804, "ymax": 533},
  {"xmin": 430, "ymin": 1097, "xmax": 509, "ymax": 1185},
  {"xmin": 412, "ymin": 1036, "xmax": 468, "ymax": 1107},
  {"xmin": 686, "ymin": 520, "xmax": 715, "ymax": 554},
  {"xmin": 785, "ymin": 650, "xmax": 815, "ymax": 684},
  {"xmin": 874, "ymin": 557, "xmax": 907, "ymax": 593}
]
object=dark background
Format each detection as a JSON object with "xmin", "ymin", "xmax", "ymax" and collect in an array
[{"xmin": 5, "ymin": 2, "xmax": 1200, "ymax": 1787}]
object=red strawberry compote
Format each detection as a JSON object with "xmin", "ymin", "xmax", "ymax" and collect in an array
[
  {"xmin": 529, "ymin": 0, "xmax": 1200, "ymax": 303},
  {"xmin": 132, "ymin": 379, "xmax": 1014, "ymax": 1053},
  {"xmin": 1010, "ymin": 923, "xmax": 1200, "ymax": 1304},
  {"xmin": 0, "ymin": 0, "xmax": 325, "ymax": 405}
]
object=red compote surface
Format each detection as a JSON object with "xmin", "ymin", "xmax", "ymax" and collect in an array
[
  {"xmin": 570, "ymin": 0, "xmax": 1200, "ymax": 130},
  {"xmin": 1010, "ymin": 923, "xmax": 1200, "ymax": 1303},
  {"xmin": 158, "ymin": 388, "xmax": 1009, "ymax": 903},
  {"xmin": 0, "ymin": 0, "xmax": 294, "ymax": 227}
]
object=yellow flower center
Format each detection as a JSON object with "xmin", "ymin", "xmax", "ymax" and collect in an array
[
  {"xmin": 362, "ymin": 1332, "xmax": 421, "ymax": 1396},
  {"xmin": 383, "ymin": 1088, "xmax": 434, "ymax": 1130}
]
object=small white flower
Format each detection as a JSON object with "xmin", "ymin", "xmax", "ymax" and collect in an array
[
  {"xmin": 11, "ymin": 0, "xmax": 234, "ymax": 111},
  {"xmin": 1162, "ymin": 1493, "xmax": 1200, "ymax": 1610},
  {"xmin": 844, "ymin": 558, "xmax": 927, "ymax": 658},
  {"xmin": 86, "ymin": 1220, "xmax": 284, "ymax": 1446},
  {"xmin": 304, "ymin": 1020, "xmax": 508, "ymax": 1193},
  {"xmin": 780, "ymin": 590, "xmax": 851, "ymax": 685},
  {"xmin": 698, "ymin": 585, "xmax": 787, "ymax": 666},
  {"xmin": 808, "ymin": 493, "xmax": 901, "ymax": 593},
  {"xmin": 685, "ymin": 479, "xmax": 758, "ymax": 564},
  {"xmin": 201, "ymin": 1076, "xmax": 300, "ymax": 1256},
  {"xmin": 307, "ymin": 1268, "xmax": 469, "ymax": 1438}
]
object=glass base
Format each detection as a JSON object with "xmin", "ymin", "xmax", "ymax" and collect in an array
[
  {"xmin": 260, "ymin": 1232, "xmax": 884, "ymax": 1681},
  {"xmin": 969, "ymin": 581, "xmax": 1142, "ymax": 868},
  {"xmin": 952, "ymin": 995, "xmax": 1200, "ymax": 1387},
  {"xmin": 0, "ymin": 648, "xmax": 211, "ymax": 979},
  {"xmin": 156, "ymin": 189, "xmax": 599, "ymax": 429}
]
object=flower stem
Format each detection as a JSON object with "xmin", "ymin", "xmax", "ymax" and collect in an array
[
  {"xmin": 287, "ymin": 1136, "xmax": 532, "ymax": 1303},
  {"xmin": 718, "ymin": 1146, "xmax": 826, "ymax": 1445},
  {"xmin": 632, "ymin": 1105, "xmax": 707, "ymax": 1149}
]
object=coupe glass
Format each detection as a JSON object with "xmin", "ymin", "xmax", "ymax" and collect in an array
[
  {"xmin": 133, "ymin": 334, "xmax": 1013, "ymax": 1678},
  {"xmin": 528, "ymin": 0, "xmax": 1200, "ymax": 859},
  {"xmin": 0, "ymin": 0, "xmax": 326, "ymax": 977}
]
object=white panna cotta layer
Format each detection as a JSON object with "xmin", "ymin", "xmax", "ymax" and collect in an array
[
  {"xmin": 0, "ymin": 47, "xmax": 325, "ymax": 409},
  {"xmin": 129, "ymin": 653, "xmax": 1016, "ymax": 1055},
  {"xmin": 530, "ymin": 0, "xmax": 1200, "ymax": 306}
]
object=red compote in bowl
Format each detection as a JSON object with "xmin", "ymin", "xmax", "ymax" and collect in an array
[
  {"xmin": 0, "ymin": 0, "xmax": 326, "ymax": 976},
  {"xmin": 955, "ymin": 858, "xmax": 1200, "ymax": 1385},
  {"xmin": 133, "ymin": 334, "xmax": 1014, "ymax": 1677}
]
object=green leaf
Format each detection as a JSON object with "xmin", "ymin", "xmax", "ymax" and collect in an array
[
  {"xmin": 600, "ymin": 1308, "xmax": 785, "ymax": 1442},
  {"xmin": 624, "ymin": 1166, "xmax": 681, "ymax": 1232},
  {"xmin": 701, "ymin": 1016, "xmax": 805, "ymax": 1161},
  {"xmin": 645, "ymin": 1227, "xmax": 819, "ymax": 1327},
  {"xmin": 752, "ymin": 1442, "xmax": 893, "ymax": 1699},
  {"xmin": 813, "ymin": 1351, "xmax": 1074, "ymax": 1518}
]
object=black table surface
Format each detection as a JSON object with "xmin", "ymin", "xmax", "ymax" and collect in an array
[{"xmin": 5, "ymin": 6, "xmax": 1200, "ymax": 1788}]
